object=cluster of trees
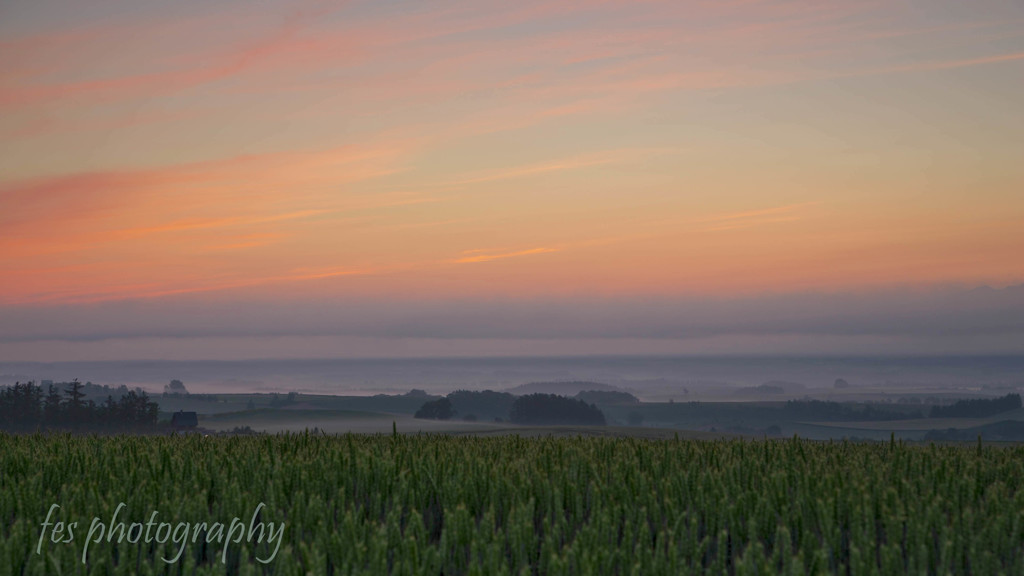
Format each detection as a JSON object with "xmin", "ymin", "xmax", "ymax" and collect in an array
[
  {"xmin": 929, "ymin": 393, "xmax": 1022, "ymax": 418},
  {"xmin": 509, "ymin": 394, "xmax": 606, "ymax": 425},
  {"xmin": 163, "ymin": 379, "xmax": 189, "ymax": 395},
  {"xmin": 0, "ymin": 380, "xmax": 159, "ymax": 433},
  {"xmin": 447, "ymin": 390, "xmax": 516, "ymax": 421},
  {"xmin": 415, "ymin": 391, "xmax": 608, "ymax": 426},
  {"xmin": 415, "ymin": 397, "xmax": 456, "ymax": 420},
  {"xmin": 269, "ymin": 391, "xmax": 300, "ymax": 408}
]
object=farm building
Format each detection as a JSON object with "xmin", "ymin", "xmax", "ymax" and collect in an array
[{"xmin": 171, "ymin": 410, "xmax": 199, "ymax": 431}]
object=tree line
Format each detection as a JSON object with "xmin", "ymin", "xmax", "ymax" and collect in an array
[
  {"xmin": 783, "ymin": 400, "xmax": 924, "ymax": 421},
  {"xmin": 416, "ymin": 391, "xmax": 607, "ymax": 426},
  {"xmin": 929, "ymin": 393, "xmax": 1022, "ymax": 419},
  {"xmin": 0, "ymin": 380, "xmax": 159, "ymax": 433}
]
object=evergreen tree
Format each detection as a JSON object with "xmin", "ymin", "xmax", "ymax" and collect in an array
[
  {"xmin": 43, "ymin": 384, "xmax": 63, "ymax": 424},
  {"xmin": 63, "ymin": 379, "xmax": 87, "ymax": 425}
]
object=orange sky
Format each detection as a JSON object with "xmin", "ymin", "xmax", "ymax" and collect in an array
[{"xmin": 1, "ymin": 0, "xmax": 1023, "ymax": 358}]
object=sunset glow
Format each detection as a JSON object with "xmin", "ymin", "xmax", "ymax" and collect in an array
[{"xmin": 2, "ymin": 0, "xmax": 1023, "ymax": 358}]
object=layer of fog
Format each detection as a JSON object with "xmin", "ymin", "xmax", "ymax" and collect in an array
[{"xmin": 3, "ymin": 285, "xmax": 1022, "ymax": 349}]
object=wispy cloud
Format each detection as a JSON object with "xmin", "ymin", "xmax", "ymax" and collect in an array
[
  {"xmin": 197, "ymin": 233, "xmax": 289, "ymax": 253},
  {"xmin": 639, "ymin": 202, "xmax": 826, "ymax": 233},
  {"xmin": 0, "ymin": 135, "xmax": 429, "ymax": 303},
  {"xmin": 438, "ymin": 156, "xmax": 617, "ymax": 188},
  {"xmin": 454, "ymin": 247, "xmax": 559, "ymax": 264},
  {"xmin": 0, "ymin": 140, "xmax": 415, "ymax": 250},
  {"xmin": 0, "ymin": 3, "xmax": 339, "ymax": 107},
  {"xmin": 866, "ymin": 51, "xmax": 1024, "ymax": 76},
  {"xmin": 6, "ymin": 264, "xmax": 385, "ymax": 305},
  {"xmin": 704, "ymin": 216, "xmax": 806, "ymax": 232},
  {"xmin": 699, "ymin": 202, "xmax": 821, "ymax": 224},
  {"xmin": 768, "ymin": 48, "xmax": 1024, "ymax": 89},
  {"xmin": 413, "ymin": 147, "xmax": 688, "ymax": 193},
  {"xmin": 0, "ymin": 0, "xmax": 895, "ymax": 139},
  {"xmin": 109, "ymin": 210, "xmax": 330, "ymax": 240}
]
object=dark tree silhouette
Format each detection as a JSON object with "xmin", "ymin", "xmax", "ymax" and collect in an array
[
  {"xmin": 63, "ymin": 379, "xmax": 86, "ymax": 424},
  {"xmin": 930, "ymin": 394, "xmax": 1022, "ymax": 418},
  {"xmin": 0, "ymin": 382, "xmax": 43, "ymax": 431},
  {"xmin": 43, "ymin": 384, "xmax": 62, "ymax": 422},
  {"xmin": 414, "ymin": 398, "xmax": 456, "ymax": 420},
  {"xmin": 509, "ymin": 394, "xmax": 606, "ymax": 426},
  {"xmin": 164, "ymin": 379, "xmax": 189, "ymax": 395},
  {"xmin": 783, "ymin": 400, "xmax": 921, "ymax": 421},
  {"xmin": 1, "ymin": 380, "xmax": 159, "ymax": 432},
  {"xmin": 446, "ymin": 390, "xmax": 515, "ymax": 421}
]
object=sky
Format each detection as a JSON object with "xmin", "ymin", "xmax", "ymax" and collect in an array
[{"xmin": 1, "ymin": 0, "xmax": 1023, "ymax": 360}]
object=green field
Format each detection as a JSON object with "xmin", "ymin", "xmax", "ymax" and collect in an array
[
  {"xmin": 805, "ymin": 408, "xmax": 1024, "ymax": 432},
  {"xmin": 196, "ymin": 408, "xmax": 733, "ymax": 439},
  {"xmin": 3, "ymin": 434, "xmax": 1023, "ymax": 575}
]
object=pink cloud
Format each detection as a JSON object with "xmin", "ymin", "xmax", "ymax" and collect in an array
[
  {"xmin": 454, "ymin": 247, "xmax": 559, "ymax": 264},
  {"xmin": 1, "ymin": 0, "xmax": 890, "ymax": 113},
  {"xmin": 0, "ymin": 138, "xmax": 417, "ymax": 259}
]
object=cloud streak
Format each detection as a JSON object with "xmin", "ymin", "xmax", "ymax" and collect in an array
[{"xmin": 454, "ymin": 247, "xmax": 559, "ymax": 264}]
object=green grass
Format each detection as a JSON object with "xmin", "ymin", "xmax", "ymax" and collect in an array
[
  {"xmin": 4, "ymin": 434, "xmax": 1024, "ymax": 575},
  {"xmin": 805, "ymin": 408, "xmax": 1024, "ymax": 431},
  {"xmin": 203, "ymin": 408, "xmax": 388, "ymax": 423},
  {"xmin": 196, "ymin": 408, "xmax": 734, "ymax": 438}
]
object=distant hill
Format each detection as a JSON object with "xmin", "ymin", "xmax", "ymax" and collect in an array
[
  {"xmin": 575, "ymin": 390, "xmax": 639, "ymax": 405},
  {"xmin": 924, "ymin": 420, "xmax": 1024, "ymax": 442},
  {"xmin": 736, "ymin": 381, "xmax": 807, "ymax": 395},
  {"xmin": 506, "ymin": 381, "xmax": 625, "ymax": 396},
  {"xmin": 929, "ymin": 393, "xmax": 1021, "ymax": 418}
]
